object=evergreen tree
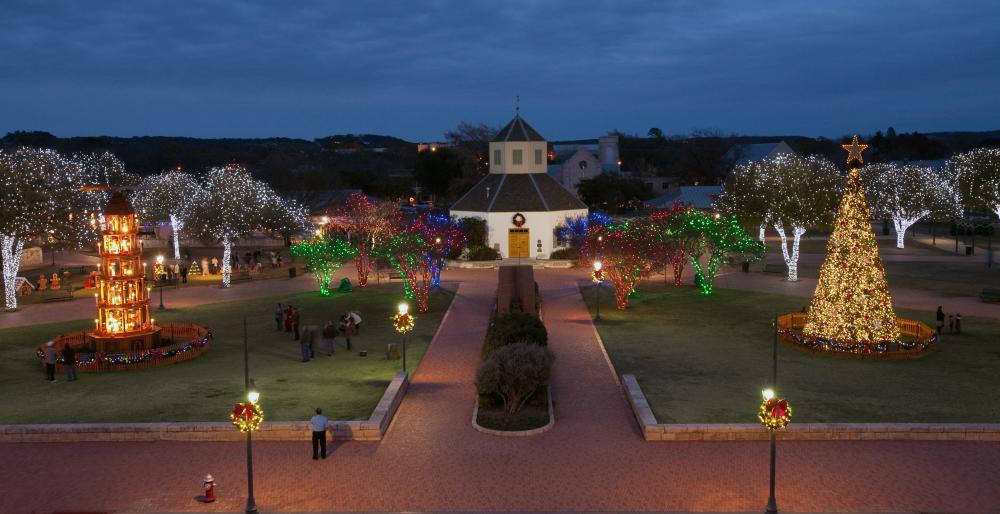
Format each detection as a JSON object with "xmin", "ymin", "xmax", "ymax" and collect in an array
[{"xmin": 803, "ymin": 136, "xmax": 899, "ymax": 343}]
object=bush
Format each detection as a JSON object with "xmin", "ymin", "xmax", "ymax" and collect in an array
[
  {"xmin": 548, "ymin": 247, "xmax": 579, "ymax": 260},
  {"xmin": 482, "ymin": 312, "xmax": 547, "ymax": 360},
  {"xmin": 475, "ymin": 343, "xmax": 554, "ymax": 414},
  {"xmin": 459, "ymin": 217, "xmax": 488, "ymax": 247},
  {"xmin": 467, "ymin": 245, "xmax": 500, "ymax": 261}
]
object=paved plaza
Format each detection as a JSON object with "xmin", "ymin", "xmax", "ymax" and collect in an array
[{"xmin": 1, "ymin": 269, "xmax": 998, "ymax": 513}]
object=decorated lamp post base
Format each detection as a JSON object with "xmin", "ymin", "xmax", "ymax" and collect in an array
[
  {"xmin": 394, "ymin": 303, "xmax": 415, "ymax": 374},
  {"xmin": 592, "ymin": 261, "xmax": 603, "ymax": 321}
]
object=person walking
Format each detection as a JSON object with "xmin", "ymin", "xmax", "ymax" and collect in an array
[
  {"xmin": 935, "ymin": 306, "xmax": 945, "ymax": 335},
  {"xmin": 311, "ymin": 408, "xmax": 328, "ymax": 460},
  {"xmin": 62, "ymin": 343, "xmax": 78, "ymax": 382},
  {"xmin": 955, "ymin": 313, "xmax": 962, "ymax": 334},
  {"xmin": 299, "ymin": 326, "xmax": 312, "ymax": 362},
  {"xmin": 274, "ymin": 303, "xmax": 284, "ymax": 331},
  {"xmin": 322, "ymin": 320, "xmax": 337, "ymax": 356},
  {"xmin": 43, "ymin": 341, "xmax": 57, "ymax": 382}
]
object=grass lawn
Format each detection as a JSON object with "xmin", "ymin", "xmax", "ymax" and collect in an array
[
  {"xmin": 0, "ymin": 284, "xmax": 454, "ymax": 424},
  {"xmin": 584, "ymin": 282, "xmax": 1000, "ymax": 423}
]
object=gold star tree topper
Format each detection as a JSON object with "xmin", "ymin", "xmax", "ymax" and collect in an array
[{"xmin": 842, "ymin": 134, "xmax": 869, "ymax": 165}]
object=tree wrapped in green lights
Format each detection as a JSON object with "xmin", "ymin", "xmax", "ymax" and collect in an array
[
  {"xmin": 671, "ymin": 210, "xmax": 764, "ymax": 295},
  {"xmin": 290, "ymin": 237, "xmax": 356, "ymax": 296}
]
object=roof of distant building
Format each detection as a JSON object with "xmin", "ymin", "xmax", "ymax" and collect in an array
[
  {"xmin": 724, "ymin": 141, "xmax": 796, "ymax": 165},
  {"xmin": 451, "ymin": 173, "xmax": 586, "ymax": 213},
  {"xmin": 648, "ymin": 185, "xmax": 722, "ymax": 210},
  {"xmin": 492, "ymin": 115, "xmax": 545, "ymax": 142}
]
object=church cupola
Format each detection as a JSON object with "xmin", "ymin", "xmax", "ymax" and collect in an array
[{"xmin": 489, "ymin": 113, "xmax": 547, "ymax": 174}]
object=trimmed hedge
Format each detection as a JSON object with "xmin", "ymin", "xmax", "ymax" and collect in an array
[
  {"xmin": 468, "ymin": 245, "xmax": 500, "ymax": 261},
  {"xmin": 548, "ymin": 247, "xmax": 579, "ymax": 260},
  {"xmin": 482, "ymin": 311, "xmax": 547, "ymax": 360}
]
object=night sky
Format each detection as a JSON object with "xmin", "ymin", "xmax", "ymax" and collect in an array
[{"xmin": 1, "ymin": 1, "xmax": 998, "ymax": 141}]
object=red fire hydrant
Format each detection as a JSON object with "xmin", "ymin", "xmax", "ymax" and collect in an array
[{"xmin": 203, "ymin": 474, "xmax": 216, "ymax": 503}]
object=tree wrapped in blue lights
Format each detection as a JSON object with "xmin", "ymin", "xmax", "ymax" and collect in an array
[
  {"xmin": 385, "ymin": 228, "xmax": 431, "ymax": 312},
  {"xmin": 413, "ymin": 212, "xmax": 465, "ymax": 287}
]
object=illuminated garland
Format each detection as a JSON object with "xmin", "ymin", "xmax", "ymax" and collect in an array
[
  {"xmin": 36, "ymin": 332, "xmax": 212, "ymax": 369},
  {"xmin": 758, "ymin": 397, "xmax": 792, "ymax": 431},
  {"xmin": 231, "ymin": 401, "xmax": 263, "ymax": 433},
  {"xmin": 289, "ymin": 237, "xmax": 356, "ymax": 296},
  {"xmin": 779, "ymin": 328, "xmax": 936, "ymax": 355},
  {"xmin": 393, "ymin": 312, "xmax": 415, "ymax": 334}
]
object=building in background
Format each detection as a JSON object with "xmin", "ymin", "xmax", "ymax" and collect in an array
[
  {"xmin": 451, "ymin": 114, "xmax": 588, "ymax": 259},
  {"xmin": 723, "ymin": 140, "xmax": 796, "ymax": 166},
  {"xmin": 549, "ymin": 135, "xmax": 620, "ymax": 197}
]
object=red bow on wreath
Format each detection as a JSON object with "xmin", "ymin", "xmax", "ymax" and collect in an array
[
  {"xmin": 232, "ymin": 402, "xmax": 258, "ymax": 422},
  {"xmin": 767, "ymin": 398, "xmax": 788, "ymax": 419}
]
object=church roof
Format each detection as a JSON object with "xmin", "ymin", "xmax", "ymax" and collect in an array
[
  {"xmin": 451, "ymin": 173, "xmax": 586, "ymax": 213},
  {"xmin": 492, "ymin": 115, "xmax": 545, "ymax": 142}
]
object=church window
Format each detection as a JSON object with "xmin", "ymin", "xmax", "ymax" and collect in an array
[
  {"xmin": 534, "ymin": 149, "xmax": 543, "ymax": 164},
  {"xmin": 512, "ymin": 149, "xmax": 522, "ymax": 165},
  {"xmin": 493, "ymin": 149, "xmax": 501, "ymax": 165}
]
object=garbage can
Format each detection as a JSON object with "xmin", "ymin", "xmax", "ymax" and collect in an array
[
  {"xmin": 288, "ymin": 267, "xmax": 297, "ymax": 278},
  {"xmin": 966, "ymin": 246, "xmax": 973, "ymax": 256}
]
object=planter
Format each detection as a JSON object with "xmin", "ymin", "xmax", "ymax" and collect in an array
[{"xmin": 472, "ymin": 385, "xmax": 553, "ymax": 436}]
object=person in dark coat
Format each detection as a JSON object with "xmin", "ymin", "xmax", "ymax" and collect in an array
[
  {"xmin": 299, "ymin": 325, "xmax": 313, "ymax": 362},
  {"xmin": 935, "ymin": 306, "xmax": 945, "ymax": 334},
  {"xmin": 275, "ymin": 303, "xmax": 284, "ymax": 331},
  {"xmin": 955, "ymin": 313, "xmax": 962, "ymax": 334},
  {"xmin": 62, "ymin": 344, "xmax": 78, "ymax": 382},
  {"xmin": 43, "ymin": 341, "xmax": 57, "ymax": 382},
  {"xmin": 322, "ymin": 320, "xmax": 337, "ymax": 356},
  {"xmin": 292, "ymin": 308, "xmax": 301, "ymax": 341},
  {"xmin": 284, "ymin": 306, "xmax": 293, "ymax": 332}
]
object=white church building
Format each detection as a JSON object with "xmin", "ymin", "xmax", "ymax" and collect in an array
[{"xmin": 450, "ymin": 114, "xmax": 588, "ymax": 259}]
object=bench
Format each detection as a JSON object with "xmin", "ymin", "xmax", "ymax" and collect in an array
[
  {"xmin": 763, "ymin": 263, "xmax": 785, "ymax": 275},
  {"xmin": 981, "ymin": 288, "xmax": 1000, "ymax": 303},
  {"xmin": 42, "ymin": 292, "xmax": 74, "ymax": 303},
  {"xmin": 230, "ymin": 272, "xmax": 253, "ymax": 284},
  {"xmin": 388, "ymin": 271, "xmax": 403, "ymax": 281}
]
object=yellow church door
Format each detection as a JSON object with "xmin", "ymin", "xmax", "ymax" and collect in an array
[{"xmin": 508, "ymin": 228, "xmax": 530, "ymax": 258}]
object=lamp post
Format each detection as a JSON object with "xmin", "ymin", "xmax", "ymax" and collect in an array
[
  {"xmin": 593, "ymin": 260, "xmax": 603, "ymax": 321},
  {"xmin": 394, "ymin": 303, "xmax": 414, "ymax": 374},
  {"xmin": 758, "ymin": 315, "xmax": 792, "ymax": 514},
  {"xmin": 155, "ymin": 255, "xmax": 165, "ymax": 310},
  {"xmin": 243, "ymin": 318, "xmax": 259, "ymax": 514}
]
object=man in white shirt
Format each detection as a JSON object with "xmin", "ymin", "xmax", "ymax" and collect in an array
[{"xmin": 310, "ymin": 408, "xmax": 328, "ymax": 460}]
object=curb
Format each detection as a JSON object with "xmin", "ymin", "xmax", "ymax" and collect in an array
[
  {"xmin": 0, "ymin": 371, "xmax": 409, "ymax": 443},
  {"xmin": 622, "ymin": 374, "xmax": 1000, "ymax": 442},
  {"xmin": 472, "ymin": 384, "xmax": 554, "ymax": 437}
]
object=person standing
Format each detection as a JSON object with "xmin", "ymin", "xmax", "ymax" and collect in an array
[
  {"xmin": 62, "ymin": 343, "xmax": 78, "ymax": 382},
  {"xmin": 299, "ymin": 326, "xmax": 312, "ymax": 362},
  {"xmin": 274, "ymin": 303, "xmax": 284, "ymax": 331},
  {"xmin": 43, "ymin": 341, "xmax": 57, "ymax": 382},
  {"xmin": 948, "ymin": 315, "xmax": 955, "ymax": 334},
  {"xmin": 935, "ymin": 306, "xmax": 945, "ymax": 335},
  {"xmin": 955, "ymin": 313, "xmax": 962, "ymax": 334},
  {"xmin": 322, "ymin": 320, "xmax": 336, "ymax": 356},
  {"xmin": 284, "ymin": 305, "xmax": 293, "ymax": 332},
  {"xmin": 310, "ymin": 408, "xmax": 328, "ymax": 460},
  {"xmin": 180, "ymin": 265, "xmax": 189, "ymax": 284},
  {"xmin": 292, "ymin": 308, "xmax": 301, "ymax": 341}
]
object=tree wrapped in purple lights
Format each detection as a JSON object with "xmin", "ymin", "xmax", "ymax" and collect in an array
[{"xmin": 412, "ymin": 212, "xmax": 465, "ymax": 288}]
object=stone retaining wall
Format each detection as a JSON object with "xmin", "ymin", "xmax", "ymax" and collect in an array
[
  {"xmin": 622, "ymin": 374, "xmax": 1000, "ymax": 442},
  {"xmin": 0, "ymin": 372, "xmax": 408, "ymax": 443}
]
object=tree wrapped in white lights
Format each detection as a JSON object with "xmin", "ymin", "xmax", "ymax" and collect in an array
[
  {"xmin": 132, "ymin": 170, "xmax": 204, "ymax": 259},
  {"xmin": 186, "ymin": 165, "xmax": 274, "ymax": 288},
  {"xmin": 948, "ymin": 148, "xmax": 1000, "ymax": 220},
  {"xmin": 721, "ymin": 154, "xmax": 841, "ymax": 281},
  {"xmin": 861, "ymin": 162, "xmax": 959, "ymax": 249},
  {"xmin": 0, "ymin": 147, "xmax": 90, "ymax": 310}
]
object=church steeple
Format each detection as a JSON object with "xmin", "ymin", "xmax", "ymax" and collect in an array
[{"xmin": 489, "ymin": 111, "xmax": 547, "ymax": 174}]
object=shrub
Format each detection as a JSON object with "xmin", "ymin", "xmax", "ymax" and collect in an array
[
  {"xmin": 459, "ymin": 217, "xmax": 488, "ymax": 247},
  {"xmin": 548, "ymin": 247, "xmax": 579, "ymax": 260},
  {"xmin": 482, "ymin": 311, "xmax": 547, "ymax": 359},
  {"xmin": 467, "ymin": 245, "xmax": 500, "ymax": 261},
  {"xmin": 475, "ymin": 343, "xmax": 554, "ymax": 414}
]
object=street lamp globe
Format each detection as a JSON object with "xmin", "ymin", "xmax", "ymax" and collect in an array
[
  {"xmin": 398, "ymin": 302, "xmax": 409, "ymax": 315},
  {"xmin": 156, "ymin": 254, "xmax": 164, "ymax": 265},
  {"xmin": 247, "ymin": 387, "xmax": 260, "ymax": 404},
  {"xmin": 593, "ymin": 260, "xmax": 602, "ymax": 272},
  {"xmin": 762, "ymin": 388, "xmax": 775, "ymax": 401}
]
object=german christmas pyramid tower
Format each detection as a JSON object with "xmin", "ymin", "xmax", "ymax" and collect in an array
[{"xmin": 802, "ymin": 135, "xmax": 900, "ymax": 343}]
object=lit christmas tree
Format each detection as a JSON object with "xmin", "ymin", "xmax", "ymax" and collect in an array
[{"xmin": 803, "ymin": 136, "xmax": 900, "ymax": 344}]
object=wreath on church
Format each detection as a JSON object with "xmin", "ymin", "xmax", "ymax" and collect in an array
[{"xmin": 511, "ymin": 213, "xmax": 526, "ymax": 227}]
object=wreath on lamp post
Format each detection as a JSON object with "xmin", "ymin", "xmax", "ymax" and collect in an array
[
  {"xmin": 231, "ymin": 401, "xmax": 263, "ymax": 433},
  {"xmin": 511, "ymin": 213, "xmax": 526, "ymax": 227},
  {"xmin": 758, "ymin": 396, "xmax": 792, "ymax": 431}
]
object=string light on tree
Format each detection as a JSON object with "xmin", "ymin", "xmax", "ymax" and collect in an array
[
  {"xmin": 861, "ymin": 162, "xmax": 958, "ymax": 249},
  {"xmin": 289, "ymin": 236, "xmax": 356, "ymax": 296}
]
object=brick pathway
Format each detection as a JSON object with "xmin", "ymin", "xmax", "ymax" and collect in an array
[{"xmin": 2, "ymin": 270, "xmax": 1000, "ymax": 513}]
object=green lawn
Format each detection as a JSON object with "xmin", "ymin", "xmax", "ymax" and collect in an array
[
  {"xmin": 585, "ymin": 282, "xmax": 1000, "ymax": 423},
  {"xmin": 0, "ymin": 284, "xmax": 454, "ymax": 424}
]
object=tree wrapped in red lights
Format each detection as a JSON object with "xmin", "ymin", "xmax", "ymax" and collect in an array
[
  {"xmin": 412, "ymin": 212, "xmax": 466, "ymax": 288},
  {"xmin": 385, "ymin": 227, "xmax": 432, "ymax": 313},
  {"xmin": 649, "ymin": 203, "xmax": 691, "ymax": 286},
  {"xmin": 334, "ymin": 193, "xmax": 399, "ymax": 287},
  {"xmin": 583, "ymin": 219, "xmax": 659, "ymax": 309}
]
